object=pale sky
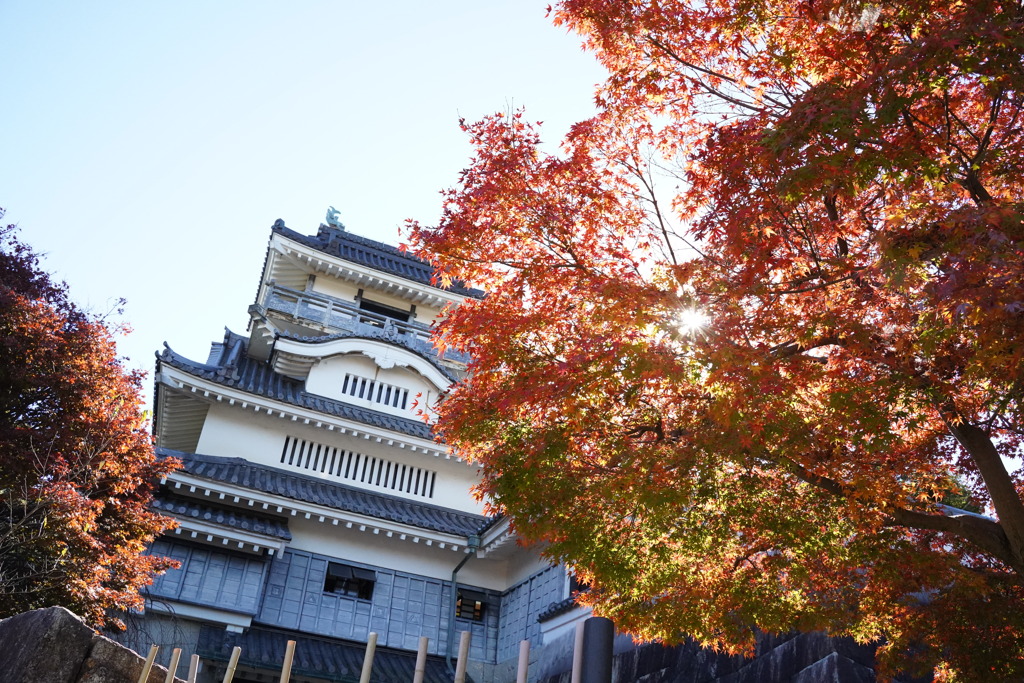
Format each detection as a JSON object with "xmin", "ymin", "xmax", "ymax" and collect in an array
[{"xmin": 0, "ymin": 1, "xmax": 604, "ymax": 403}]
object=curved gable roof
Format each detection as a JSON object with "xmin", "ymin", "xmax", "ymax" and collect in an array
[
  {"xmin": 158, "ymin": 336, "xmax": 435, "ymax": 441},
  {"xmin": 274, "ymin": 327, "xmax": 461, "ymax": 384}
]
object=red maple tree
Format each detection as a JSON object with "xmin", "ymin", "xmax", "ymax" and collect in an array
[
  {"xmin": 411, "ymin": 0, "xmax": 1024, "ymax": 678},
  {"xmin": 0, "ymin": 217, "xmax": 178, "ymax": 628}
]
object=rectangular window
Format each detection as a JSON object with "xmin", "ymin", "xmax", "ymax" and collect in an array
[
  {"xmin": 324, "ymin": 562, "xmax": 376, "ymax": 600},
  {"xmin": 455, "ymin": 589, "xmax": 487, "ymax": 621},
  {"xmin": 359, "ymin": 298, "xmax": 411, "ymax": 323}
]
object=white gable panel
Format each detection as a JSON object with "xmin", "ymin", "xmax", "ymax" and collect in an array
[{"xmin": 306, "ymin": 353, "xmax": 441, "ymax": 415}]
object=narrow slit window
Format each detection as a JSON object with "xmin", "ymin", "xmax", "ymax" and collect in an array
[{"xmin": 279, "ymin": 437, "xmax": 436, "ymax": 498}]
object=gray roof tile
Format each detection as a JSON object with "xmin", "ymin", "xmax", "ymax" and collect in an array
[
  {"xmin": 158, "ymin": 338, "xmax": 435, "ymax": 441},
  {"xmin": 151, "ymin": 492, "xmax": 292, "ymax": 540},
  {"xmin": 160, "ymin": 449, "xmax": 487, "ymax": 537},
  {"xmin": 273, "ymin": 222, "xmax": 484, "ymax": 299}
]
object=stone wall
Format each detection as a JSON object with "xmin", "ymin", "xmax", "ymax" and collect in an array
[{"xmin": 0, "ymin": 607, "xmax": 182, "ymax": 683}]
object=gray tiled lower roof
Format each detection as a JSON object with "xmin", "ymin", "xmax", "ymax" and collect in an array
[
  {"xmin": 273, "ymin": 222, "xmax": 484, "ymax": 299},
  {"xmin": 197, "ymin": 625, "xmax": 457, "ymax": 683},
  {"xmin": 152, "ymin": 492, "xmax": 292, "ymax": 540},
  {"xmin": 160, "ymin": 448, "xmax": 487, "ymax": 537},
  {"xmin": 158, "ymin": 340, "xmax": 435, "ymax": 441}
]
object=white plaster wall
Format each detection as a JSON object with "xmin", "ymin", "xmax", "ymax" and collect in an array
[
  {"xmin": 195, "ymin": 404, "xmax": 291, "ymax": 464},
  {"xmin": 287, "ymin": 516, "xmax": 515, "ymax": 591},
  {"xmin": 194, "ymin": 403, "xmax": 483, "ymax": 513},
  {"xmin": 504, "ymin": 551, "xmax": 556, "ymax": 590},
  {"xmin": 310, "ymin": 276, "xmax": 360, "ymax": 303}
]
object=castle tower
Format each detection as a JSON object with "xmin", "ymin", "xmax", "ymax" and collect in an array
[{"xmin": 133, "ymin": 217, "xmax": 581, "ymax": 683}]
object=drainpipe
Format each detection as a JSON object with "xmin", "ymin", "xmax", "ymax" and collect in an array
[{"xmin": 446, "ymin": 535, "xmax": 480, "ymax": 677}]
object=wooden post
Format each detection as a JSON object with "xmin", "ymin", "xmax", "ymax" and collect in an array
[
  {"xmin": 412, "ymin": 636, "xmax": 429, "ymax": 683},
  {"xmin": 164, "ymin": 648, "xmax": 182, "ymax": 683},
  {"xmin": 516, "ymin": 639, "xmax": 530, "ymax": 683},
  {"xmin": 359, "ymin": 632, "xmax": 378, "ymax": 683},
  {"xmin": 580, "ymin": 617, "xmax": 614, "ymax": 683},
  {"xmin": 221, "ymin": 646, "xmax": 242, "ymax": 683},
  {"xmin": 137, "ymin": 645, "xmax": 159, "ymax": 683},
  {"xmin": 453, "ymin": 631, "xmax": 471, "ymax": 683},
  {"xmin": 187, "ymin": 654, "xmax": 200, "ymax": 683},
  {"xmin": 571, "ymin": 620, "xmax": 585, "ymax": 683},
  {"xmin": 279, "ymin": 640, "xmax": 296, "ymax": 683}
]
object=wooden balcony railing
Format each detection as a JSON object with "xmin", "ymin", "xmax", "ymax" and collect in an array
[{"xmin": 263, "ymin": 284, "xmax": 470, "ymax": 365}]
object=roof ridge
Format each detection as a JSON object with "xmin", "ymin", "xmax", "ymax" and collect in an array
[
  {"xmin": 270, "ymin": 220, "xmax": 483, "ymax": 298},
  {"xmin": 152, "ymin": 490, "xmax": 292, "ymax": 540}
]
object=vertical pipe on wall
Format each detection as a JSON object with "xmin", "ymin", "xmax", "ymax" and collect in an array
[{"xmin": 445, "ymin": 535, "xmax": 480, "ymax": 677}]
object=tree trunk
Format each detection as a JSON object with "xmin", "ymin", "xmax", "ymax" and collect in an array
[{"xmin": 951, "ymin": 422, "xmax": 1024, "ymax": 572}]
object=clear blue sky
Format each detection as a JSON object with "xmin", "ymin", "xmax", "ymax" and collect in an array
[{"xmin": 0, "ymin": 1, "xmax": 603, "ymax": 401}]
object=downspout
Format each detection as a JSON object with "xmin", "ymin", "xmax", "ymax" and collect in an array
[{"xmin": 446, "ymin": 534, "xmax": 480, "ymax": 677}]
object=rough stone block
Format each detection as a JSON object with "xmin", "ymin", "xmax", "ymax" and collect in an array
[
  {"xmin": 0, "ymin": 607, "xmax": 181, "ymax": 683},
  {"xmin": 0, "ymin": 606, "xmax": 96, "ymax": 683},
  {"xmin": 78, "ymin": 638, "xmax": 174, "ymax": 683}
]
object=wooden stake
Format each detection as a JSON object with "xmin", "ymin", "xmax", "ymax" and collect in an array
[
  {"xmin": 137, "ymin": 645, "xmax": 159, "ymax": 683},
  {"xmin": 221, "ymin": 646, "xmax": 242, "ymax": 683},
  {"xmin": 187, "ymin": 654, "xmax": 200, "ymax": 683},
  {"xmin": 412, "ymin": 636, "xmax": 429, "ymax": 683},
  {"xmin": 279, "ymin": 640, "xmax": 296, "ymax": 683},
  {"xmin": 453, "ymin": 631, "xmax": 471, "ymax": 683},
  {"xmin": 516, "ymin": 640, "xmax": 530, "ymax": 683},
  {"xmin": 164, "ymin": 648, "xmax": 182, "ymax": 683},
  {"xmin": 359, "ymin": 632, "xmax": 378, "ymax": 683},
  {"xmin": 571, "ymin": 620, "xmax": 585, "ymax": 683}
]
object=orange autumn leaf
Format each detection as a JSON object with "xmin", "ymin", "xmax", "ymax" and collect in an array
[
  {"xmin": 410, "ymin": 0, "xmax": 1024, "ymax": 679},
  {"xmin": 0, "ymin": 217, "xmax": 179, "ymax": 629}
]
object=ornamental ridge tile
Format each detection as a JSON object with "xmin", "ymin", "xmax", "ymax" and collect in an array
[
  {"xmin": 272, "ymin": 222, "xmax": 484, "ymax": 299},
  {"xmin": 159, "ymin": 448, "xmax": 488, "ymax": 537}
]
